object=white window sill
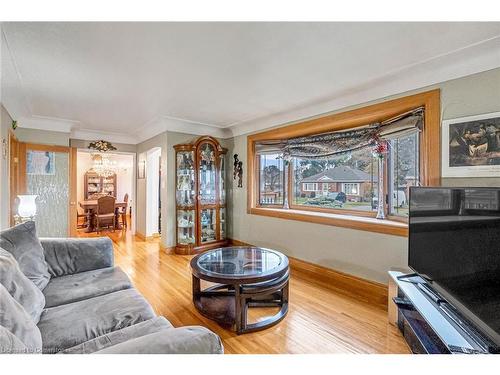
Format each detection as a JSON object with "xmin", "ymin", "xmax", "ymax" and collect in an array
[{"xmin": 248, "ymin": 207, "xmax": 408, "ymax": 237}]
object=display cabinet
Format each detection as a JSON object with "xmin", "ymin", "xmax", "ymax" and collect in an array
[
  {"xmin": 84, "ymin": 171, "xmax": 117, "ymax": 199},
  {"xmin": 174, "ymin": 136, "xmax": 228, "ymax": 254}
]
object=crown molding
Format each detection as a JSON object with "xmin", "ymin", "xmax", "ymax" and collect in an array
[
  {"xmin": 228, "ymin": 35, "xmax": 500, "ymax": 138},
  {"xmin": 17, "ymin": 115, "xmax": 77, "ymax": 133},
  {"xmin": 71, "ymin": 128, "xmax": 138, "ymax": 145},
  {"xmin": 13, "ymin": 114, "xmax": 234, "ymax": 145},
  {"xmin": 134, "ymin": 115, "xmax": 233, "ymax": 143}
]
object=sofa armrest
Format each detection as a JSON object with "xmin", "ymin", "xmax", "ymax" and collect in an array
[
  {"xmin": 93, "ymin": 326, "xmax": 224, "ymax": 354},
  {"xmin": 40, "ymin": 237, "xmax": 114, "ymax": 277}
]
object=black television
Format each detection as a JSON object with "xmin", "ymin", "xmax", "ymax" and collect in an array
[{"xmin": 409, "ymin": 186, "xmax": 500, "ymax": 351}]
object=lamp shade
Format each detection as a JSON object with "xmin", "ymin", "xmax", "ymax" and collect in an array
[{"xmin": 17, "ymin": 195, "xmax": 38, "ymax": 218}]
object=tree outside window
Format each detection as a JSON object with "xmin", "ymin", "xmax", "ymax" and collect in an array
[{"xmin": 259, "ymin": 154, "xmax": 284, "ymax": 205}]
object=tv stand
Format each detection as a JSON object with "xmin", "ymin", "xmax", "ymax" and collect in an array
[
  {"xmin": 388, "ymin": 271, "xmax": 495, "ymax": 354},
  {"xmin": 417, "ymin": 283, "xmax": 446, "ymax": 304}
]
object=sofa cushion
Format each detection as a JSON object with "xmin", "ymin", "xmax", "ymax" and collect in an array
[
  {"xmin": 94, "ymin": 326, "xmax": 224, "ymax": 354},
  {"xmin": 38, "ymin": 288, "xmax": 156, "ymax": 353},
  {"xmin": 41, "ymin": 237, "xmax": 114, "ymax": 277},
  {"xmin": 0, "ymin": 283, "xmax": 42, "ymax": 353},
  {"xmin": 0, "ymin": 325, "xmax": 30, "ymax": 354},
  {"xmin": 0, "ymin": 248, "xmax": 45, "ymax": 323},
  {"xmin": 43, "ymin": 267, "xmax": 132, "ymax": 308},
  {"xmin": 61, "ymin": 316, "xmax": 173, "ymax": 354},
  {"xmin": 0, "ymin": 222, "xmax": 50, "ymax": 290}
]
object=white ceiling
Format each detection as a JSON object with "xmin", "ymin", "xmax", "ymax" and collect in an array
[{"xmin": 2, "ymin": 22, "xmax": 500, "ymax": 143}]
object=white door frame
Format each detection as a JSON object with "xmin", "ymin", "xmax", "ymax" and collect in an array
[
  {"xmin": 145, "ymin": 147, "xmax": 161, "ymax": 237},
  {"xmin": 76, "ymin": 149, "xmax": 137, "ymax": 235}
]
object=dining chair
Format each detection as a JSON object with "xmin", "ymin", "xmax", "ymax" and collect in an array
[
  {"xmin": 120, "ymin": 193, "xmax": 129, "ymax": 229},
  {"xmin": 76, "ymin": 208, "xmax": 88, "ymax": 229},
  {"xmin": 95, "ymin": 195, "xmax": 116, "ymax": 233}
]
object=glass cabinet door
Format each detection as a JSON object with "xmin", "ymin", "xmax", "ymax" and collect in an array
[
  {"xmin": 199, "ymin": 143, "xmax": 216, "ymax": 205},
  {"xmin": 176, "ymin": 151, "xmax": 195, "ymax": 207},
  {"xmin": 219, "ymin": 207, "xmax": 226, "ymax": 240},
  {"xmin": 219, "ymin": 153, "xmax": 226, "ymax": 205},
  {"xmin": 200, "ymin": 208, "xmax": 216, "ymax": 243},
  {"xmin": 177, "ymin": 210, "xmax": 195, "ymax": 244}
]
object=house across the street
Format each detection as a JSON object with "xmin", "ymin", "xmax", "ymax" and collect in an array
[{"xmin": 300, "ymin": 166, "xmax": 375, "ymax": 202}]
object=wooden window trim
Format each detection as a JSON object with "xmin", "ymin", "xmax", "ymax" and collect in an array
[
  {"xmin": 248, "ymin": 206, "xmax": 408, "ymax": 237},
  {"xmin": 247, "ymin": 89, "xmax": 441, "ymax": 237}
]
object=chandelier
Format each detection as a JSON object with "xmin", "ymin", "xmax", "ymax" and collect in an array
[{"xmin": 91, "ymin": 153, "xmax": 117, "ymax": 178}]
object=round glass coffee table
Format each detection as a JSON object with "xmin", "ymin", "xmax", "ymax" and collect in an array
[{"xmin": 190, "ymin": 246, "xmax": 289, "ymax": 334}]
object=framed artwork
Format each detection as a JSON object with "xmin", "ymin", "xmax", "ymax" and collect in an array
[
  {"xmin": 442, "ymin": 112, "xmax": 500, "ymax": 177},
  {"xmin": 27, "ymin": 151, "xmax": 55, "ymax": 175}
]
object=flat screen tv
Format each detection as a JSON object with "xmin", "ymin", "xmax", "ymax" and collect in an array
[{"xmin": 409, "ymin": 187, "xmax": 500, "ymax": 350}]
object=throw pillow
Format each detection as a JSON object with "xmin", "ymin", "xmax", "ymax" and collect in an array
[
  {"xmin": 0, "ymin": 247, "xmax": 46, "ymax": 323},
  {"xmin": 0, "ymin": 221, "xmax": 50, "ymax": 290}
]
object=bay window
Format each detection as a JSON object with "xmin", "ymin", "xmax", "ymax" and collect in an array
[{"xmin": 247, "ymin": 90, "xmax": 440, "ymax": 236}]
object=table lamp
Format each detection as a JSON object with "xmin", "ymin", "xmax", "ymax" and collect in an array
[{"xmin": 16, "ymin": 195, "xmax": 38, "ymax": 224}]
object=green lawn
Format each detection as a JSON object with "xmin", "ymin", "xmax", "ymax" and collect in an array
[
  {"xmin": 292, "ymin": 196, "xmax": 409, "ymax": 216},
  {"xmin": 292, "ymin": 197, "xmax": 374, "ymax": 211}
]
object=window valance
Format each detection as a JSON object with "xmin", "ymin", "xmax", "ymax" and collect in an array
[{"xmin": 255, "ymin": 108, "xmax": 424, "ymax": 160}]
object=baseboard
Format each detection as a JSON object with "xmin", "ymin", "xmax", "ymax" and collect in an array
[
  {"xmin": 227, "ymin": 238, "xmax": 253, "ymax": 246},
  {"xmin": 228, "ymin": 238, "xmax": 388, "ymax": 309},
  {"xmin": 288, "ymin": 257, "xmax": 388, "ymax": 309},
  {"xmin": 135, "ymin": 231, "xmax": 156, "ymax": 241},
  {"xmin": 160, "ymin": 243, "xmax": 176, "ymax": 254}
]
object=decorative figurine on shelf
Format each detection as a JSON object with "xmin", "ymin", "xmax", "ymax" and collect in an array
[
  {"xmin": 183, "ymin": 192, "xmax": 192, "ymax": 206},
  {"xmin": 182, "ymin": 152, "xmax": 194, "ymax": 170},
  {"xmin": 201, "ymin": 211, "xmax": 209, "ymax": 226},
  {"xmin": 237, "ymin": 161, "xmax": 243, "ymax": 188},
  {"xmin": 200, "ymin": 144, "xmax": 215, "ymax": 170},
  {"xmin": 178, "ymin": 175, "xmax": 191, "ymax": 191},
  {"xmin": 372, "ymin": 139, "xmax": 389, "ymax": 220}
]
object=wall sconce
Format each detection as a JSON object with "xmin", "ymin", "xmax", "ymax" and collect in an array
[
  {"xmin": 1, "ymin": 138, "xmax": 7, "ymax": 160},
  {"xmin": 138, "ymin": 160, "xmax": 146, "ymax": 179},
  {"xmin": 15, "ymin": 195, "xmax": 38, "ymax": 224}
]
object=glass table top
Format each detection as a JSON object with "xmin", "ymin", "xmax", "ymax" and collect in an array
[{"xmin": 196, "ymin": 247, "xmax": 285, "ymax": 277}]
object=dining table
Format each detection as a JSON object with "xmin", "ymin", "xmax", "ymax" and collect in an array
[{"xmin": 79, "ymin": 199, "xmax": 127, "ymax": 232}]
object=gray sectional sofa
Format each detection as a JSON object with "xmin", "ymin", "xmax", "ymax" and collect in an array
[{"xmin": 0, "ymin": 221, "xmax": 223, "ymax": 354}]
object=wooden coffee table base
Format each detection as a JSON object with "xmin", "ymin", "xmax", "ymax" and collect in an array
[{"xmin": 192, "ymin": 273, "xmax": 289, "ymax": 334}]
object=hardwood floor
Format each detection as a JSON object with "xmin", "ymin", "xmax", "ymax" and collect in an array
[{"xmin": 77, "ymin": 225, "xmax": 410, "ymax": 354}]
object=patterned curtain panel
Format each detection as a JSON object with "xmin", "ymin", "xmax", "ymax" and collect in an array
[
  {"xmin": 281, "ymin": 124, "xmax": 380, "ymax": 160},
  {"xmin": 280, "ymin": 109, "xmax": 423, "ymax": 160},
  {"xmin": 379, "ymin": 112, "xmax": 424, "ymax": 139}
]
